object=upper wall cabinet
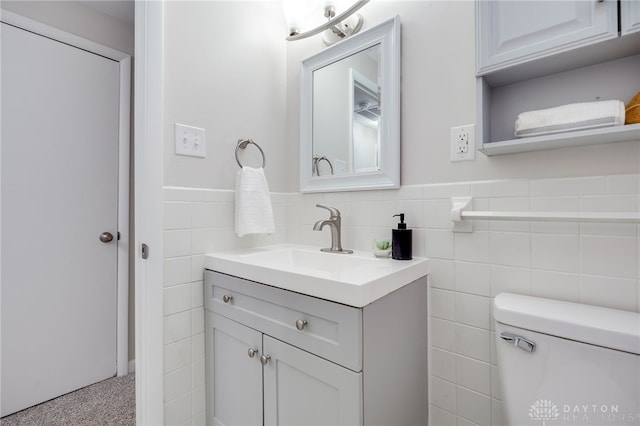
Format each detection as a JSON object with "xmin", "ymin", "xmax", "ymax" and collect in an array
[
  {"xmin": 476, "ymin": 0, "xmax": 640, "ymax": 156},
  {"xmin": 477, "ymin": 0, "xmax": 617, "ymax": 75},
  {"xmin": 622, "ymin": 0, "xmax": 640, "ymax": 35}
]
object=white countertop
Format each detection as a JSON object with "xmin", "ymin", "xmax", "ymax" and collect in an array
[{"xmin": 204, "ymin": 244, "xmax": 430, "ymax": 307}]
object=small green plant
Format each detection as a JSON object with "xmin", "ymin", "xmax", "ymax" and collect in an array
[{"xmin": 376, "ymin": 240, "xmax": 390, "ymax": 250}]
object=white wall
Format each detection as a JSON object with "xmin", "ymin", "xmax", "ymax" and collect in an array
[
  {"xmin": 163, "ymin": 1, "xmax": 288, "ymax": 192},
  {"xmin": 285, "ymin": 1, "xmax": 640, "ymax": 191}
]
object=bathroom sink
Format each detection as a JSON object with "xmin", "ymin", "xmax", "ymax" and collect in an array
[{"xmin": 204, "ymin": 244, "xmax": 429, "ymax": 307}]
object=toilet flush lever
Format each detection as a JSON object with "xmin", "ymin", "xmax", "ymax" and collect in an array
[{"xmin": 500, "ymin": 332, "xmax": 536, "ymax": 353}]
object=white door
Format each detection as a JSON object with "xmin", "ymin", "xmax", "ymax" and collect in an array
[
  {"xmin": 1, "ymin": 22, "xmax": 120, "ymax": 416},
  {"xmin": 263, "ymin": 336, "xmax": 362, "ymax": 426},
  {"xmin": 206, "ymin": 313, "xmax": 263, "ymax": 426}
]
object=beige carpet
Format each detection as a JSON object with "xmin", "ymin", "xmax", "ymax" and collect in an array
[{"xmin": 1, "ymin": 374, "xmax": 135, "ymax": 426}]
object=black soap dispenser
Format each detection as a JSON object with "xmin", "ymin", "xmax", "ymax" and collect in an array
[{"xmin": 392, "ymin": 213, "xmax": 412, "ymax": 260}]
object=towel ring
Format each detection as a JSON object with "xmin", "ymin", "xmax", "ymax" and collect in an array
[{"xmin": 235, "ymin": 139, "xmax": 266, "ymax": 168}]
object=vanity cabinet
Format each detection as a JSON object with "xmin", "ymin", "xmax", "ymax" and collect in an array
[
  {"xmin": 204, "ymin": 270, "xmax": 428, "ymax": 426},
  {"xmin": 476, "ymin": 0, "xmax": 640, "ymax": 155}
]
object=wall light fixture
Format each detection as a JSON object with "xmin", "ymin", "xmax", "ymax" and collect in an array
[{"xmin": 282, "ymin": 0, "xmax": 370, "ymax": 45}]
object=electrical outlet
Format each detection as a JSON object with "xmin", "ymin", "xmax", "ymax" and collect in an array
[
  {"xmin": 450, "ymin": 124, "xmax": 475, "ymax": 162},
  {"xmin": 175, "ymin": 123, "xmax": 206, "ymax": 158}
]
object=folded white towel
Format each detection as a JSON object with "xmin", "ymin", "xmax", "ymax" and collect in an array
[
  {"xmin": 515, "ymin": 100, "xmax": 625, "ymax": 138},
  {"xmin": 235, "ymin": 167, "xmax": 275, "ymax": 237}
]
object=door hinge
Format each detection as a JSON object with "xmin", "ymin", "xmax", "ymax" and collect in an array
[{"xmin": 141, "ymin": 243, "xmax": 149, "ymax": 259}]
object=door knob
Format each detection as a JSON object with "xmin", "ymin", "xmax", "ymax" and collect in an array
[
  {"xmin": 248, "ymin": 348, "xmax": 259, "ymax": 358},
  {"xmin": 99, "ymin": 232, "xmax": 114, "ymax": 243},
  {"xmin": 222, "ymin": 294, "xmax": 233, "ymax": 303},
  {"xmin": 295, "ymin": 319, "xmax": 308, "ymax": 331},
  {"xmin": 260, "ymin": 354, "xmax": 271, "ymax": 366}
]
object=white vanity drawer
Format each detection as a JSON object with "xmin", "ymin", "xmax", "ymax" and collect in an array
[{"xmin": 205, "ymin": 270, "xmax": 363, "ymax": 372}]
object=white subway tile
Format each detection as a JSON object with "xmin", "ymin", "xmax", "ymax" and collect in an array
[
  {"xmin": 580, "ymin": 223, "xmax": 637, "ymax": 237},
  {"xmin": 164, "ymin": 284, "xmax": 191, "ymax": 316},
  {"xmin": 429, "ymin": 259, "xmax": 456, "ymax": 290},
  {"xmin": 607, "ymin": 174, "xmax": 640, "ymax": 195},
  {"xmin": 423, "ymin": 183, "xmax": 471, "ymax": 200},
  {"xmin": 455, "ymin": 231, "xmax": 490, "ymax": 263},
  {"xmin": 471, "ymin": 198, "xmax": 490, "ymax": 231},
  {"xmin": 491, "ymin": 399, "xmax": 506, "ymax": 426},
  {"xmin": 192, "ymin": 358, "xmax": 205, "ymax": 388},
  {"xmin": 490, "ymin": 232, "xmax": 530, "ymax": 268},
  {"xmin": 431, "ymin": 289, "xmax": 456, "ymax": 321},
  {"xmin": 412, "ymin": 228, "xmax": 426, "ymax": 257},
  {"xmin": 455, "ymin": 324, "xmax": 491, "ymax": 363},
  {"xmin": 430, "ymin": 405, "xmax": 456, "ymax": 426},
  {"xmin": 371, "ymin": 200, "xmax": 397, "ymax": 228},
  {"xmin": 580, "ymin": 275, "xmax": 638, "ymax": 311},
  {"xmin": 217, "ymin": 202, "xmax": 235, "ymax": 228},
  {"xmin": 397, "ymin": 185, "xmax": 423, "ymax": 200},
  {"xmin": 431, "ymin": 376, "xmax": 457, "ymax": 413},
  {"xmin": 531, "ymin": 234, "xmax": 580, "ymax": 273},
  {"xmin": 431, "ymin": 347, "xmax": 456, "ymax": 382},
  {"xmin": 456, "ymin": 415, "xmax": 479, "ymax": 426},
  {"xmin": 489, "ymin": 198, "xmax": 530, "ymax": 233},
  {"xmin": 581, "ymin": 235, "xmax": 637, "ymax": 279},
  {"xmin": 455, "ymin": 262, "xmax": 491, "ymax": 296},
  {"xmin": 455, "ymin": 293, "xmax": 491, "ymax": 330},
  {"xmin": 431, "ymin": 318, "xmax": 456, "ymax": 352},
  {"xmin": 191, "ymin": 228, "xmax": 217, "ymax": 255},
  {"xmin": 164, "ymin": 186, "xmax": 202, "ymax": 202},
  {"xmin": 164, "ymin": 365, "xmax": 192, "ymax": 402},
  {"xmin": 581, "ymin": 195, "xmax": 638, "ymax": 212},
  {"xmin": 192, "ymin": 332, "xmax": 205, "ymax": 362},
  {"xmin": 456, "ymin": 355, "xmax": 491, "ymax": 395},
  {"xmin": 530, "ymin": 196, "xmax": 580, "ymax": 234},
  {"xmin": 425, "ymin": 229, "xmax": 455, "ymax": 260},
  {"xmin": 202, "ymin": 189, "xmax": 234, "ymax": 203},
  {"xmin": 350, "ymin": 200, "xmax": 374, "ymax": 227},
  {"xmin": 491, "ymin": 266, "xmax": 531, "ymax": 297},
  {"xmin": 190, "ymin": 255, "xmax": 205, "ymax": 282},
  {"xmin": 164, "ymin": 338, "xmax": 192, "ymax": 374},
  {"xmin": 490, "ymin": 332, "xmax": 498, "ymax": 366},
  {"xmin": 164, "ymin": 311, "xmax": 191, "ymax": 345},
  {"xmin": 164, "ymin": 393, "xmax": 191, "ymax": 426},
  {"xmin": 490, "ymin": 365, "xmax": 502, "ymax": 400},
  {"xmin": 531, "ymin": 270, "xmax": 580, "ymax": 303},
  {"xmin": 471, "ymin": 180, "xmax": 530, "ymax": 198},
  {"xmin": 164, "ymin": 202, "xmax": 191, "ymax": 230},
  {"xmin": 424, "ymin": 199, "xmax": 453, "ymax": 229},
  {"xmin": 456, "ymin": 386, "xmax": 491, "ymax": 426},
  {"xmin": 192, "ymin": 410, "xmax": 206, "ymax": 426},
  {"xmin": 397, "ymin": 199, "xmax": 424, "ymax": 229},
  {"xmin": 191, "ymin": 202, "xmax": 217, "ymax": 228},
  {"xmin": 164, "ymin": 230, "xmax": 192, "ymax": 258},
  {"xmin": 191, "ymin": 307, "xmax": 205, "ymax": 335},
  {"xmin": 164, "ymin": 257, "xmax": 192, "ymax": 287},
  {"xmin": 191, "ymin": 385, "xmax": 206, "ymax": 422},
  {"xmin": 531, "ymin": 176, "xmax": 607, "ymax": 197},
  {"xmin": 191, "ymin": 281, "xmax": 204, "ymax": 308}
]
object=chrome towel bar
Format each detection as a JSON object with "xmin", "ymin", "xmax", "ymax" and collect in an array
[{"xmin": 235, "ymin": 139, "xmax": 266, "ymax": 169}]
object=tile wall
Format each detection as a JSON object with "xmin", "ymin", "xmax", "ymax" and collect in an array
[{"xmin": 163, "ymin": 174, "xmax": 640, "ymax": 426}]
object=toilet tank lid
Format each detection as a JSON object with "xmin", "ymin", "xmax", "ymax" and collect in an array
[{"xmin": 494, "ymin": 293, "xmax": 640, "ymax": 355}]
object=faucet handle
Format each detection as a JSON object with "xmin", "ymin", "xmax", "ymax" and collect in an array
[{"xmin": 316, "ymin": 204, "xmax": 340, "ymax": 218}]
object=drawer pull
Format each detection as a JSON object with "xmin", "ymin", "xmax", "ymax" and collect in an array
[
  {"xmin": 222, "ymin": 294, "xmax": 233, "ymax": 303},
  {"xmin": 247, "ymin": 348, "xmax": 259, "ymax": 358},
  {"xmin": 260, "ymin": 354, "xmax": 271, "ymax": 366},
  {"xmin": 295, "ymin": 319, "xmax": 308, "ymax": 331}
]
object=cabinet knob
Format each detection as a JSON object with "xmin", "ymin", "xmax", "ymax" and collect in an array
[
  {"xmin": 222, "ymin": 294, "xmax": 233, "ymax": 303},
  {"xmin": 248, "ymin": 348, "xmax": 259, "ymax": 358},
  {"xmin": 260, "ymin": 354, "xmax": 271, "ymax": 366},
  {"xmin": 295, "ymin": 319, "xmax": 308, "ymax": 331}
]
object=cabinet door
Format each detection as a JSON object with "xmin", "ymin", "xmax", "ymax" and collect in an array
[
  {"xmin": 477, "ymin": 0, "xmax": 617, "ymax": 74},
  {"xmin": 206, "ymin": 312, "xmax": 263, "ymax": 426},
  {"xmin": 263, "ymin": 336, "xmax": 362, "ymax": 426},
  {"xmin": 622, "ymin": 0, "xmax": 640, "ymax": 35}
]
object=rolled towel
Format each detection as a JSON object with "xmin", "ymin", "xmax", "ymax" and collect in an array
[
  {"xmin": 235, "ymin": 167, "xmax": 275, "ymax": 237},
  {"xmin": 515, "ymin": 100, "xmax": 625, "ymax": 138}
]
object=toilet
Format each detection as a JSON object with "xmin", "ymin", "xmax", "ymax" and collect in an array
[{"xmin": 494, "ymin": 293, "xmax": 640, "ymax": 426}]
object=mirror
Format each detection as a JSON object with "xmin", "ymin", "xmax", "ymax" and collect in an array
[{"xmin": 300, "ymin": 16, "xmax": 400, "ymax": 193}]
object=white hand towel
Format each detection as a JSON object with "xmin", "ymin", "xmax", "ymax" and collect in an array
[
  {"xmin": 515, "ymin": 100, "xmax": 625, "ymax": 138},
  {"xmin": 235, "ymin": 166, "xmax": 275, "ymax": 237}
]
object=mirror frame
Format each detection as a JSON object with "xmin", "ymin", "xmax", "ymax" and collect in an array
[{"xmin": 300, "ymin": 15, "xmax": 401, "ymax": 193}]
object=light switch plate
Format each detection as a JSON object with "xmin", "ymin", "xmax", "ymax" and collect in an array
[{"xmin": 175, "ymin": 123, "xmax": 206, "ymax": 158}]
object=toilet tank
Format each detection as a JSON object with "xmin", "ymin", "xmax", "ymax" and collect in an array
[{"xmin": 494, "ymin": 293, "xmax": 640, "ymax": 426}]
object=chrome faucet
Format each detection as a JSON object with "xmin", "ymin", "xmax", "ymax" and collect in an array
[{"xmin": 313, "ymin": 204, "xmax": 353, "ymax": 254}]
